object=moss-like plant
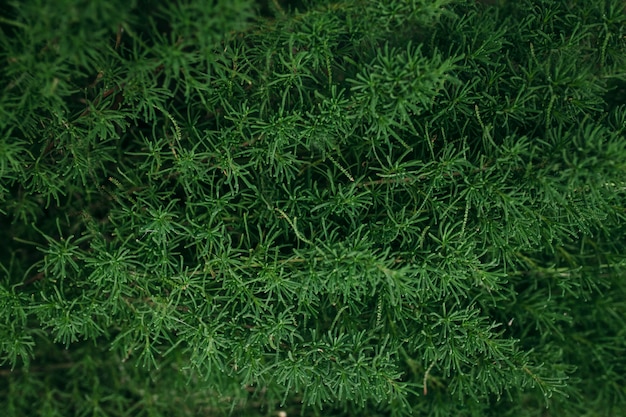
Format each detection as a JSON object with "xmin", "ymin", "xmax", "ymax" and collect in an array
[{"xmin": 1, "ymin": 0, "xmax": 625, "ymax": 416}]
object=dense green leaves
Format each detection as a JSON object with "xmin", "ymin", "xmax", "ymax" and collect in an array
[{"xmin": 1, "ymin": 0, "xmax": 626, "ymax": 416}]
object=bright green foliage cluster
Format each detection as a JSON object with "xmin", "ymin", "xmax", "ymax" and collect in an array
[{"xmin": 1, "ymin": 0, "xmax": 626, "ymax": 416}]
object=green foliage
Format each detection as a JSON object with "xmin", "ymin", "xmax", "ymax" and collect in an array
[{"xmin": 1, "ymin": 0, "xmax": 626, "ymax": 416}]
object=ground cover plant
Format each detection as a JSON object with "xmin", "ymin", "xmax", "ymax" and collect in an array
[{"xmin": 1, "ymin": 0, "xmax": 626, "ymax": 416}]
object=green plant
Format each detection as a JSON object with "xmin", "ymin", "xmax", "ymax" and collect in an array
[{"xmin": 1, "ymin": 0, "xmax": 626, "ymax": 416}]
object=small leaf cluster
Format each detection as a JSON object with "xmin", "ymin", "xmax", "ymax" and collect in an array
[{"xmin": 1, "ymin": 0, "xmax": 626, "ymax": 416}]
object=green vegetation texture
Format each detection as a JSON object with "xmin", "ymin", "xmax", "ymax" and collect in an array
[{"xmin": 1, "ymin": 0, "xmax": 626, "ymax": 416}]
